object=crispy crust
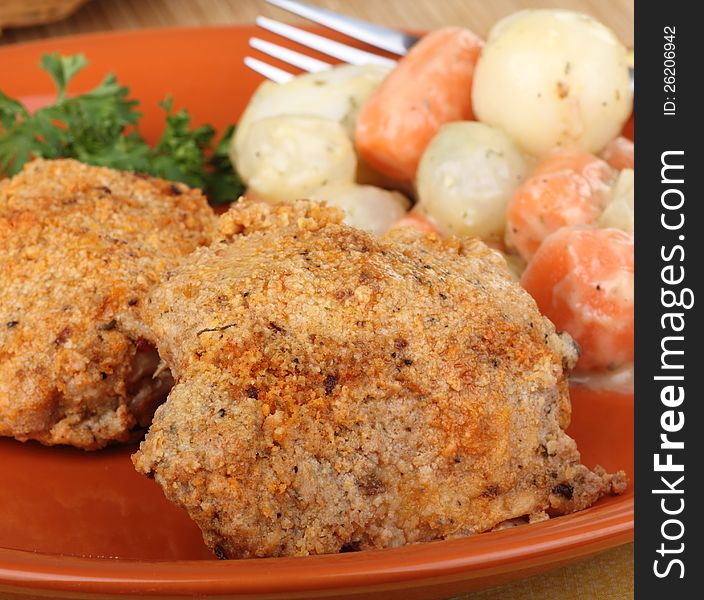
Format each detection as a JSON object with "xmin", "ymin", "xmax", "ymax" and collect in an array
[
  {"xmin": 0, "ymin": 159, "xmax": 216, "ymax": 449},
  {"xmin": 133, "ymin": 200, "xmax": 625, "ymax": 558}
]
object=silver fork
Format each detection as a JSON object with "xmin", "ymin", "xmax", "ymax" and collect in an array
[
  {"xmin": 245, "ymin": 0, "xmax": 418, "ymax": 82},
  {"xmin": 245, "ymin": 0, "xmax": 635, "ymax": 89}
]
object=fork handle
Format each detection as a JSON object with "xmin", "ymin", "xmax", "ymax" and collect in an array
[{"xmin": 266, "ymin": 0, "xmax": 420, "ymax": 55}]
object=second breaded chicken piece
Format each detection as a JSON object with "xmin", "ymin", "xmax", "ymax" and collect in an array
[
  {"xmin": 133, "ymin": 200, "xmax": 625, "ymax": 558},
  {"xmin": 0, "ymin": 159, "xmax": 216, "ymax": 449}
]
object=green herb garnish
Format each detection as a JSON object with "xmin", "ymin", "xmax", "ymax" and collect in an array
[{"xmin": 0, "ymin": 52, "xmax": 243, "ymax": 203}]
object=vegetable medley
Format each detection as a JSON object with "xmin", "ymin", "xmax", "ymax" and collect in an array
[{"xmin": 231, "ymin": 8, "xmax": 634, "ymax": 386}]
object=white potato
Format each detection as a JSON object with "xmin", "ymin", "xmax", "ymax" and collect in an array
[
  {"xmin": 310, "ymin": 182, "xmax": 410, "ymax": 236},
  {"xmin": 233, "ymin": 64, "xmax": 391, "ymax": 161},
  {"xmin": 232, "ymin": 115, "xmax": 357, "ymax": 203},
  {"xmin": 472, "ymin": 9, "xmax": 633, "ymax": 156},
  {"xmin": 416, "ymin": 122, "xmax": 529, "ymax": 238},
  {"xmin": 598, "ymin": 168, "xmax": 634, "ymax": 234}
]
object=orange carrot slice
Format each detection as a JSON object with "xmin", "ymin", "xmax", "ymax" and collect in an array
[
  {"xmin": 601, "ymin": 136, "xmax": 634, "ymax": 171},
  {"xmin": 388, "ymin": 210, "xmax": 441, "ymax": 235},
  {"xmin": 505, "ymin": 149, "xmax": 615, "ymax": 261},
  {"xmin": 521, "ymin": 226, "xmax": 634, "ymax": 372},
  {"xmin": 354, "ymin": 27, "xmax": 483, "ymax": 182}
]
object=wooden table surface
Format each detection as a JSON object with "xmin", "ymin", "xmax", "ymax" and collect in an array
[
  {"xmin": 0, "ymin": 1, "xmax": 634, "ymax": 598},
  {"xmin": 1, "ymin": 0, "xmax": 633, "ymax": 45}
]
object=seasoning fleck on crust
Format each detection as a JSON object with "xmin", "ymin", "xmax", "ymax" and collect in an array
[
  {"xmin": 133, "ymin": 200, "xmax": 626, "ymax": 558},
  {"xmin": 0, "ymin": 159, "xmax": 216, "ymax": 449}
]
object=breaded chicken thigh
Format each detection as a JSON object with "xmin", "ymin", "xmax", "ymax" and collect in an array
[
  {"xmin": 0, "ymin": 159, "xmax": 216, "ymax": 449},
  {"xmin": 133, "ymin": 200, "xmax": 625, "ymax": 558}
]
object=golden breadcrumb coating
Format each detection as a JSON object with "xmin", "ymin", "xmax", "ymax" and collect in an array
[
  {"xmin": 133, "ymin": 200, "xmax": 626, "ymax": 558},
  {"xmin": 0, "ymin": 159, "xmax": 216, "ymax": 449}
]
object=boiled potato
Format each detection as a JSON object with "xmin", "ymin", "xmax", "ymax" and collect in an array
[
  {"xmin": 232, "ymin": 115, "xmax": 357, "ymax": 203},
  {"xmin": 416, "ymin": 122, "xmax": 529, "ymax": 238},
  {"xmin": 598, "ymin": 168, "xmax": 634, "ymax": 234},
  {"xmin": 472, "ymin": 10, "xmax": 632, "ymax": 156},
  {"xmin": 233, "ymin": 64, "xmax": 391, "ymax": 162},
  {"xmin": 310, "ymin": 182, "xmax": 410, "ymax": 236}
]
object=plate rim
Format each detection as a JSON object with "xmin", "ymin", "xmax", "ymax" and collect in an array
[
  {"xmin": 0, "ymin": 23, "xmax": 262, "ymax": 53},
  {"xmin": 0, "ymin": 496, "xmax": 632, "ymax": 593}
]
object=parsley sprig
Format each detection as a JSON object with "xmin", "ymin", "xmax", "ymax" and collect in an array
[{"xmin": 0, "ymin": 53, "xmax": 242, "ymax": 203}]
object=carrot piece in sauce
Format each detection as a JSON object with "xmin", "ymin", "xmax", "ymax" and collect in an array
[
  {"xmin": 601, "ymin": 136, "xmax": 634, "ymax": 171},
  {"xmin": 388, "ymin": 210, "xmax": 441, "ymax": 235},
  {"xmin": 354, "ymin": 27, "xmax": 483, "ymax": 182},
  {"xmin": 521, "ymin": 226, "xmax": 634, "ymax": 372},
  {"xmin": 505, "ymin": 149, "xmax": 616, "ymax": 261}
]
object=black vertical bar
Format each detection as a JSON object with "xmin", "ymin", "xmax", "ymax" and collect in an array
[{"xmin": 635, "ymin": 2, "xmax": 701, "ymax": 597}]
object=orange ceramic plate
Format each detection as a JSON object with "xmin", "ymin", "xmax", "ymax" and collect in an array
[{"xmin": 0, "ymin": 26, "xmax": 633, "ymax": 600}]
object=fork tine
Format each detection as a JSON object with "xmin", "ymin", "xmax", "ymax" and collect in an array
[
  {"xmin": 244, "ymin": 56, "xmax": 295, "ymax": 83},
  {"xmin": 256, "ymin": 16, "xmax": 396, "ymax": 67},
  {"xmin": 250, "ymin": 37, "xmax": 331, "ymax": 73},
  {"xmin": 265, "ymin": 0, "xmax": 419, "ymax": 56}
]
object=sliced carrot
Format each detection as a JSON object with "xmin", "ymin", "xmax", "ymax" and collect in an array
[
  {"xmin": 521, "ymin": 227, "xmax": 634, "ymax": 372},
  {"xmin": 601, "ymin": 136, "xmax": 634, "ymax": 171},
  {"xmin": 354, "ymin": 27, "xmax": 483, "ymax": 182},
  {"xmin": 388, "ymin": 210, "xmax": 441, "ymax": 235},
  {"xmin": 505, "ymin": 149, "xmax": 615, "ymax": 261}
]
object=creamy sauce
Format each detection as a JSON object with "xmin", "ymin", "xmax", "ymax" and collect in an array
[{"xmin": 570, "ymin": 362, "xmax": 634, "ymax": 394}]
